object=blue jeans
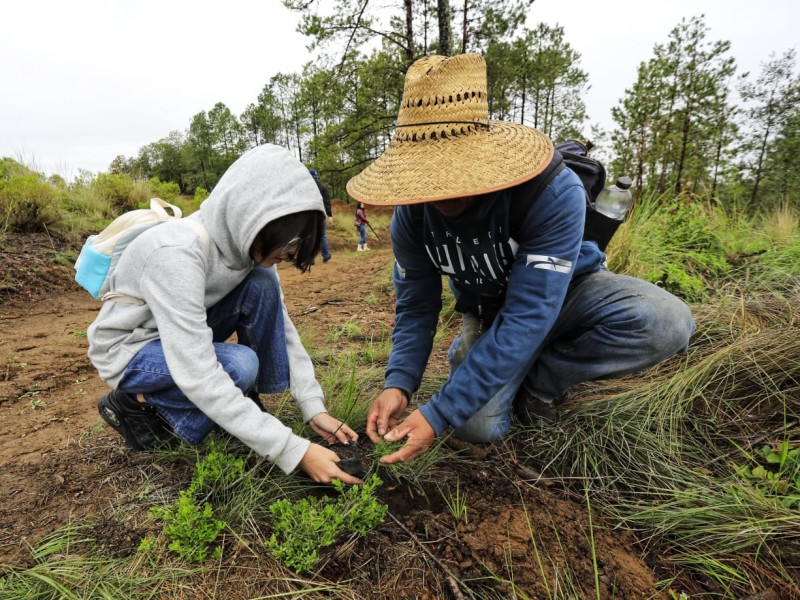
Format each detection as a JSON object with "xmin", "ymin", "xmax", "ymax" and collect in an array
[
  {"xmin": 450, "ymin": 270, "xmax": 695, "ymax": 442},
  {"xmin": 321, "ymin": 221, "xmax": 331, "ymax": 260},
  {"xmin": 356, "ymin": 224, "xmax": 367, "ymax": 245},
  {"xmin": 118, "ymin": 267, "xmax": 290, "ymax": 444}
]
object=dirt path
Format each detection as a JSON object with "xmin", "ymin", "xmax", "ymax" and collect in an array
[
  {"xmin": 0, "ymin": 241, "xmax": 395, "ymax": 562},
  {"xmin": 1, "ymin": 292, "xmax": 105, "ymax": 465},
  {"xmin": 0, "ymin": 227, "xmax": 666, "ymax": 598}
]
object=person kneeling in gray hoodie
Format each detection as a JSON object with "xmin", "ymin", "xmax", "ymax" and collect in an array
[{"xmin": 88, "ymin": 144, "xmax": 361, "ymax": 485}]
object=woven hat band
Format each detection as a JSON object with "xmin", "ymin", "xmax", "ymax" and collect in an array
[{"xmin": 395, "ymin": 120, "xmax": 489, "ymax": 142}]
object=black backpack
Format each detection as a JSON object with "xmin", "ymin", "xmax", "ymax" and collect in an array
[
  {"xmin": 509, "ymin": 139, "xmax": 620, "ymax": 251},
  {"xmin": 411, "ymin": 139, "xmax": 622, "ymax": 251}
]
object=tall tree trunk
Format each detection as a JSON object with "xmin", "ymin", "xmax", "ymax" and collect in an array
[
  {"xmin": 545, "ymin": 85, "xmax": 555, "ymax": 137},
  {"xmin": 711, "ymin": 133, "xmax": 722, "ymax": 199},
  {"xmin": 635, "ymin": 135, "xmax": 645, "ymax": 203},
  {"xmin": 749, "ymin": 124, "xmax": 772, "ymax": 212},
  {"xmin": 462, "ymin": 0, "xmax": 468, "ymax": 54},
  {"xmin": 674, "ymin": 111, "xmax": 691, "ymax": 196},
  {"xmin": 437, "ymin": 0, "xmax": 452, "ymax": 56},
  {"xmin": 655, "ymin": 86, "xmax": 676, "ymax": 195},
  {"xmin": 405, "ymin": 0, "xmax": 414, "ymax": 62},
  {"xmin": 294, "ymin": 103, "xmax": 303, "ymax": 162}
]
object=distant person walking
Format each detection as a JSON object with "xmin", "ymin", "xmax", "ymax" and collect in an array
[
  {"xmin": 354, "ymin": 202, "xmax": 369, "ymax": 251},
  {"xmin": 309, "ymin": 169, "xmax": 333, "ymax": 263}
]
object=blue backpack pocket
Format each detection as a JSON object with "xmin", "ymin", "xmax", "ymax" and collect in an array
[{"xmin": 74, "ymin": 235, "xmax": 111, "ymax": 300}]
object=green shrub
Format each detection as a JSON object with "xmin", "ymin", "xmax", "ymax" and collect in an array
[
  {"xmin": 92, "ymin": 172, "xmax": 136, "ymax": 212},
  {"xmin": 171, "ymin": 194, "xmax": 203, "ymax": 216},
  {"xmin": 609, "ymin": 195, "xmax": 730, "ymax": 301},
  {"xmin": 59, "ymin": 181, "xmax": 115, "ymax": 240},
  {"xmin": 149, "ymin": 490, "xmax": 225, "ymax": 563},
  {"xmin": 736, "ymin": 441, "xmax": 800, "ymax": 509},
  {"xmin": 193, "ymin": 186, "xmax": 209, "ymax": 203},
  {"xmin": 148, "ymin": 441, "xmax": 243, "ymax": 563},
  {"xmin": 187, "ymin": 440, "xmax": 245, "ymax": 495},
  {"xmin": 0, "ymin": 157, "xmax": 33, "ymax": 180},
  {"xmin": 0, "ymin": 171, "xmax": 63, "ymax": 233},
  {"xmin": 149, "ymin": 177, "xmax": 181, "ymax": 203},
  {"xmin": 130, "ymin": 179, "xmax": 153, "ymax": 208},
  {"xmin": 267, "ymin": 475, "xmax": 387, "ymax": 571}
]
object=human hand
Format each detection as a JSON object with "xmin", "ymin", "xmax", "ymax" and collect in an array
[
  {"xmin": 379, "ymin": 409, "xmax": 436, "ymax": 464},
  {"xmin": 308, "ymin": 412, "xmax": 359, "ymax": 445},
  {"xmin": 328, "ymin": 216, "xmax": 334, "ymax": 225},
  {"xmin": 366, "ymin": 388, "xmax": 409, "ymax": 443},
  {"xmin": 299, "ymin": 442, "xmax": 364, "ymax": 485}
]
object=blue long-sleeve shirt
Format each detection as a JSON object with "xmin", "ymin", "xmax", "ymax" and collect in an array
[{"xmin": 386, "ymin": 166, "xmax": 606, "ymax": 435}]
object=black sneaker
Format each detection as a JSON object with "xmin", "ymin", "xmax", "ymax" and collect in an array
[
  {"xmin": 98, "ymin": 389, "xmax": 177, "ymax": 451},
  {"xmin": 513, "ymin": 387, "xmax": 558, "ymax": 426},
  {"xmin": 322, "ymin": 255, "xmax": 331, "ymax": 263}
]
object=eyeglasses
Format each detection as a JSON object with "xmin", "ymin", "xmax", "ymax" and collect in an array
[{"xmin": 278, "ymin": 237, "xmax": 303, "ymax": 260}]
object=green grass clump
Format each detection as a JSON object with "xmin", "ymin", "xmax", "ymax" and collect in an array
[
  {"xmin": 609, "ymin": 194, "xmax": 730, "ymax": 301},
  {"xmin": 0, "ymin": 525, "xmax": 195, "ymax": 599}
]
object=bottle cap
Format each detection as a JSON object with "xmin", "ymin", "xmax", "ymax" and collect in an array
[{"xmin": 616, "ymin": 176, "xmax": 633, "ymax": 190}]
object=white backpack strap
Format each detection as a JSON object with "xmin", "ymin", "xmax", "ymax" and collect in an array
[
  {"xmin": 100, "ymin": 291, "xmax": 145, "ymax": 305},
  {"xmin": 150, "ymin": 197, "xmax": 182, "ymax": 220}
]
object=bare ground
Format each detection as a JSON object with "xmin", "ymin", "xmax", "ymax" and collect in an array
[{"xmin": 0, "ymin": 214, "xmax": 671, "ymax": 599}]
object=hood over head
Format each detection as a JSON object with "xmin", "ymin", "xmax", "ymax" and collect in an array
[{"xmin": 198, "ymin": 144, "xmax": 324, "ymax": 267}]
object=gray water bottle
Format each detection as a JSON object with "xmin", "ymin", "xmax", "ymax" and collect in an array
[{"xmin": 594, "ymin": 176, "xmax": 633, "ymax": 221}]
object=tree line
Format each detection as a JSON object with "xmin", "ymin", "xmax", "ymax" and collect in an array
[{"xmin": 110, "ymin": 4, "xmax": 799, "ymax": 214}]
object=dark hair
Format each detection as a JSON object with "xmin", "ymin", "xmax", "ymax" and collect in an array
[{"xmin": 250, "ymin": 210, "xmax": 324, "ymax": 272}]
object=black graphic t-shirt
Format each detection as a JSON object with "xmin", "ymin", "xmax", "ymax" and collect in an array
[{"xmin": 419, "ymin": 191, "xmax": 516, "ymax": 307}]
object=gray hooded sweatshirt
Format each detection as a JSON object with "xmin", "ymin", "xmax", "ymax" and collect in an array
[{"xmin": 87, "ymin": 144, "xmax": 326, "ymax": 474}]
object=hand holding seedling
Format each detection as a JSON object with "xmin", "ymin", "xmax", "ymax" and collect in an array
[
  {"xmin": 366, "ymin": 387, "xmax": 409, "ymax": 443},
  {"xmin": 308, "ymin": 412, "xmax": 359, "ymax": 445},
  {"xmin": 299, "ymin": 442, "xmax": 364, "ymax": 485},
  {"xmin": 379, "ymin": 409, "xmax": 435, "ymax": 464}
]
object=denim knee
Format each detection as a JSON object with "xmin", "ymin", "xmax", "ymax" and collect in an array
[
  {"xmin": 629, "ymin": 291, "xmax": 695, "ymax": 361},
  {"xmin": 218, "ymin": 343, "xmax": 259, "ymax": 393},
  {"xmin": 452, "ymin": 382, "xmax": 516, "ymax": 443},
  {"xmin": 454, "ymin": 412, "xmax": 510, "ymax": 443}
]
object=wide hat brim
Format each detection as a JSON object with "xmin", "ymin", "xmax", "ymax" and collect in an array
[{"xmin": 347, "ymin": 121, "xmax": 554, "ymax": 206}]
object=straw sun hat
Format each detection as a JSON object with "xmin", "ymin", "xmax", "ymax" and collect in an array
[{"xmin": 346, "ymin": 53, "xmax": 554, "ymax": 206}]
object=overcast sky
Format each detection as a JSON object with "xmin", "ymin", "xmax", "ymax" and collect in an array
[{"xmin": 2, "ymin": 0, "xmax": 797, "ymax": 180}]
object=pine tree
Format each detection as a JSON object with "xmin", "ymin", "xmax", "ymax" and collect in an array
[
  {"xmin": 611, "ymin": 16, "xmax": 736, "ymax": 202},
  {"xmin": 738, "ymin": 49, "xmax": 800, "ymax": 212}
]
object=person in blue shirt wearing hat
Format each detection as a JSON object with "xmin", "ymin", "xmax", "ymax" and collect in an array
[{"xmin": 347, "ymin": 53, "xmax": 695, "ymax": 465}]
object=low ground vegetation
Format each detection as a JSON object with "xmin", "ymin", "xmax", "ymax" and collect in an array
[{"xmin": 1, "ymin": 163, "xmax": 799, "ymax": 598}]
